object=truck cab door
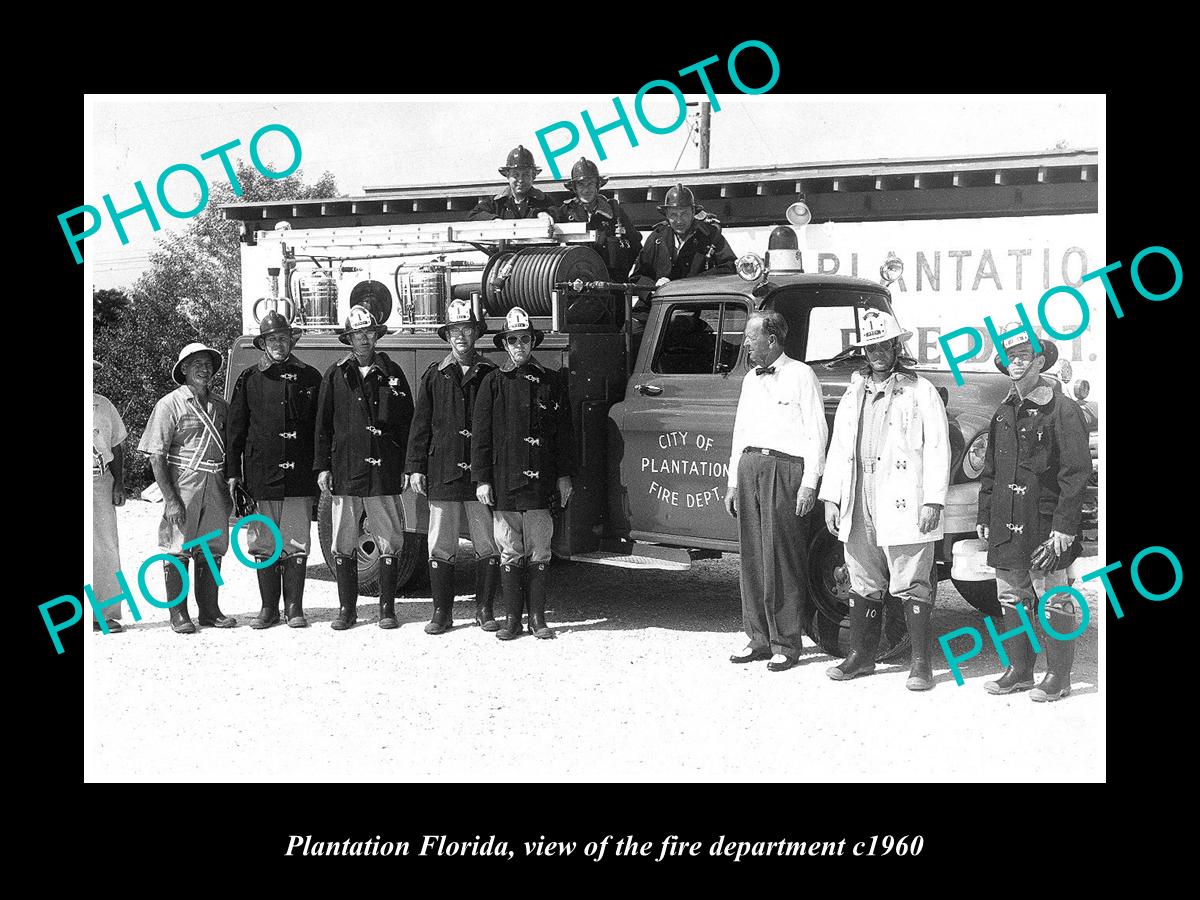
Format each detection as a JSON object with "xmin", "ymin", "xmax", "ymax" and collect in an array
[{"xmin": 610, "ymin": 298, "xmax": 748, "ymax": 548}]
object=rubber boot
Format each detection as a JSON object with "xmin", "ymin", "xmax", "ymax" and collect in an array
[
  {"xmin": 378, "ymin": 554, "xmax": 400, "ymax": 630},
  {"xmin": 473, "ymin": 556, "xmax": 500, "ymax": 632},
  {"xmin": 527, "ymin": 561, "xmax": 555, "ymax": 639},
  {"xmin": 1031, "ymin": 605, "xmax": 1075, "ymax": 702},
  {"xmin": 984, "ymin": 604, "xmax": 1037, "ymax": 694},
  {"xmin": 496, "ymin": 560, "xmax": 526, "ymax": 641},
  {"xmin": 250, "ymin": 558, "xmax": 283, "ymax": 629},
  {"xmin": 165, "ymin": 557, "xmax": 195, "ymax": 635},
  {"xmin": 331, "ymin": 554, "xmax": 358, "ymax": 630},
  {"xmin": 903, "ymin": 601, "xmax": 935, "ymax": 691},
  {"xmin": 195, "ymin": 555, "xmax": 237, "ymax": 627},
  {"xmin": 424, "ymin": 559, "xmax": 455, "ymax": 634},
  {"xmin": 826, "ymin": 593, "xmax": 883, "ymax": 680},
  {"xmin": 282, "ymin": 554, "xmax": 309, "ymax": 628}
]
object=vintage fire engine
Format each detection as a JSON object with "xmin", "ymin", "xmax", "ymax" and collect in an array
[{"xmin": 224, "ymin": 214, "xmax": 1098, "ymax": 659}]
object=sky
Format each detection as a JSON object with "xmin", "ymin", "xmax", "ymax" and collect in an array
[{"xmin": 88, "ymin": 95, "xmax": 1101, "ymax": 289}]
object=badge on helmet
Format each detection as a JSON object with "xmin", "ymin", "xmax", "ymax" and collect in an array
[
  {"xmin": 436, "ymin": 298, "xmax": 488, "ymax": 341},
  {"xmin": 493, "ymin": 305, "xmax": 544, "ymax": 349},
  {"xmin": 852, "ymin": 309, "xmax": 914, "ymax": 347}
]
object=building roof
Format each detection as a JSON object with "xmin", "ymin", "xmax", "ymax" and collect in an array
[{"xmin": 219, "ymin": 149, "xmax": 1098, "ymax": 239}]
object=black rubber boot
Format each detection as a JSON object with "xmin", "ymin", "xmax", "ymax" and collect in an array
[
  {"xmin": 826, "ymin": 593, "xmax": 883, "ymax": 680},
  {"xmin": 1031, "ymin": 605, "xmax": 1075, "ymax": 702},
  {"xmin": 250, "ymin": 558, "xmax": 283, "ymax": 629},
  {"xmin": 984, "ymin": 604, "xmax": 1037, "ymax": 694},
  {"xmin": 424, "ymin": 559, "xmax": 455, "ymax": 634},
  {"xmin": 474, "ymin": 556, "xmax": 500, "ymax": 632},
  {"xmin": 282, "ymin": 555, "xmax": 309, "ymax": 628},
  {"xmin": 903, "ymin": 601, "xmax": 935, "ymax": 691},
  {"xmin": 527, "ymin": 561, "xmax": 555, "ymax": 639},
  {"xmin": 378, "ymin": 554, "xmax": 400, "ymax": 630},
  {"xmin": 331, "ymin": 554, "xmax": 358, "ymax": 631},
  {"xmin": 496, "ymin": 560, "xmax": 526, "ymax": 641},
  {"xmin": 165, "ymin": 557, "xmax": 195, "ymax": 635},
  {"xmin": 195, "ymin": 555, "xmax": 237, "ymax": 627}
]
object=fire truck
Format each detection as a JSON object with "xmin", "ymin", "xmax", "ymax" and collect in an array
[{"xmin": 224, "ymin": 215, "xmax": 1098, "ymax": 660}]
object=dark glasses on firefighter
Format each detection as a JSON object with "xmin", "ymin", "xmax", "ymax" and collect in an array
[{"xmin": 505, "ymin": 334, "xmax": 532, "ymax": 346}]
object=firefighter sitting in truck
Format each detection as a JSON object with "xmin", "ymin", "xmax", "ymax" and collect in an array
[
  {"xmin": 469, "ymin": 145, "xmax": 557, "ymax": 222},
  {"xmin": 628, "ymin": 182, "xmax": 737, "ymax": 354},
  {"xmin": 554, "ymin": 156, "xmax": 642, "ymax": 282}
]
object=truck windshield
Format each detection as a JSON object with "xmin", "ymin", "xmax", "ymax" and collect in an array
[{"xmin": 762, "ymin": 288, "xmax": 896, "ymax": 364}]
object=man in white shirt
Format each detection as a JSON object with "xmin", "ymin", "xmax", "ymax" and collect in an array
[
  {"xmin": 92, "ymin": 364, "xmax": 128, "ymax": 633},
  {"xmin": 819, "ymin": 309, "xmax": 950, "ymax": 691},
  {"xmin": 725, "ymin": 310, "xmax": 828, "ymax": 671}
]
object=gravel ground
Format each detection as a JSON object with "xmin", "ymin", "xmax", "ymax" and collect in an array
[{"xmin": 84, "ymin": 499, "xmax": 1102, "ymax": 782}]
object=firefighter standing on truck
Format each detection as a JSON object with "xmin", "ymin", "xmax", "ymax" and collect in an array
[
  {"xmin": 405, "ymin": 299, "xmax": 500, "ymax": 635},
  {"xmin": 819, "ymin": 310, "xmax": 950, "ymax": 691},
  {"xmin": 977, "ymin": 327, "xmax": 1090, "ymax": 702},
  {"xmin": 469, "ymin": 145, "xmax": 557, "ymax": 222},
  {"xmin": 225, "ymin": 311, "xmax": 322, "ymax": 629},
  {"xmin": 138, "ymin": 342, "xmax": 237, "ymax": 633},
  {"xmin": 554, "ymin": 156, "xmax": 642, "ymax": 281},
  {"xmin": 472, "ymin": 308, "xmax": 575, "ymax": 641},
  {"xmin": 315, "ymin": 304, "xmax": 415, "ymax": 632}
]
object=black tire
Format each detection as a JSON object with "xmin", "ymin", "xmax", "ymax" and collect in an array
[
  {"xmin": 316, "ymin": 493, "xmax": 425, "ymax": 596},
  {"xmin": 803, "ymin": 527, "xmax": 937, "ymax": 663},
  {"xmin": 951, "ymin": 577, "xmax": 1002, "ymax": 618}
]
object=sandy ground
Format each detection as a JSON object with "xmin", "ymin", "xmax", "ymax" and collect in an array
[{"xmin": 84, "ymin": 499, "xmax": 1102, "ymax": 782}]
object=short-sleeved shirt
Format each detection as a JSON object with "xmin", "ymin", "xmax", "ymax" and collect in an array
[
  {"xmin": 137, "ymin": 385, "xmax": 228, "ymax": 474},
  {"xmin": 93, "ymin": 393, "xmax": 127, "ymax": 476}
]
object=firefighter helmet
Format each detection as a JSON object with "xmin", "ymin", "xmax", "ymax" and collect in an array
[
  {"xmin": 562, "ymin": 156, "xmax": 608, "ymax": 191},
  {"xmin": 657, "ymin": 182, "xmax": 696, "ymax": 215},
  {"xmin": 993, "ymin": 323, "xmax": 1059, "ymax": 374},
  {"xmin": 338, "ymin": 304, "xmax": 390, "ymax": 345},
  {"xmin": 499, "ymin": 145, "xmax": 542, "ymax": 177},
  {"xmin": 437, "ymin": 298, "xmax": 488, "ymax": 341},
  {"xmin": 492, "ymin": 306, "xmax": 544, "ymax": 350},
  {"xmin": 253, "ymin": 310, "xmax": 302, "ymax": 350}
]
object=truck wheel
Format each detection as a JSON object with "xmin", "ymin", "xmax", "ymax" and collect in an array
[
  {"xmin": 803, "ymin": 528, "xmax": 935, "ymax": 663},
  {"xmin": 316, "ymin": 494, "xmax": 425, "ymax": 596},
  {"xmin": 951, "ymin": 578, "xmax": 1002, "ymax": 618}
]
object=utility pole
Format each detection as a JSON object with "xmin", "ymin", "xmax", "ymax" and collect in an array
[{"xmin": 698, "ymin": 101, "xmax": 711, "ymax": 169}]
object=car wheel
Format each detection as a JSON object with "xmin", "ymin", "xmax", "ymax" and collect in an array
[
  {"xmin": 317, "ymin": 494, "xmax": 426, "ymax": 596},
  {"xmin": 803, "ymin": 527, "xmax": 935, "ymax": 662},
  {"xmin": 951, "ymin": 577, "xmax": 1002, "ymax": 618}
]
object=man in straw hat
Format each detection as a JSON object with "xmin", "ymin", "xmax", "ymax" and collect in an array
[
  {"xmin": 725, "ymin": 310, "xmax": 827, "ymax": 672},
  {"xmin": 554, "ymin": 156, "xmax": 642, "ymax": 281},
  {"xmin": 472, "ymin": 307, "xmax": 575, "ymax": 640},
  {"xmin": 315, "ymin": 304, "xmax": 414, "ymax": 631},
  {"xmin": 226, "ymin": 310, "xmax": 322, "ymax": 629},
  {"xmin": 405, "ymin": 299, "xmax": 500, "ymax": 635},
  {"xmin": 978, "ymin": 326, "xmax": 1090, "ymax": 702},
  {"xmin": 138, "ymin": 342, "xmax": 237, "ymax": 633},
  {"xmin": 820, "ymin": 308, "xmax": 951, "ymax": 690},
  {"xmin": 469, "ymin": 145, "xmax": 557, "ymax": 222},
  {"xmin": 92, "ymin": 361, "xmax": 129, "ymax": 634}
]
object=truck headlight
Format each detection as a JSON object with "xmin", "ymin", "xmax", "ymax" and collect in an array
[
  {"xmin": 962, "ymin": 432, "xmax": 988, "ymax": 479},
  {"xmin": 736, "ymin": 253, "xmax": 765, "ymax": 282},
  {"xmin": 879, "ymin": 252, "xmax": 904, "ymax": 284}
]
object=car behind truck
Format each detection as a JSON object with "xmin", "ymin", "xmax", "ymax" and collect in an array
[{"xmin": 224, "ymin": 217, "xmax": 1098, "ymax": 659}]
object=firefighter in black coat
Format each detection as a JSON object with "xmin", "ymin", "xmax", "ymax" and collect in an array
[
  {"xmin": 554, "ymin": 157, "xmax": 642, "ymax": 281},
  {"xmin": 977, "ymin": 329, "xmax": 1091, "ymax": 702},
  {"xmin": 405, "ymin": 299, "xmax": 500, "ymax": 635},
  {"xmin": 468, "ymin": 145, "xmax": 558, "ymax": 221},
  {"xmin": 314, "ymin": 304, "xmax": 415, "ymax": 631},
  {"xmin": 472, "ymin": 308, "xmax": 575, "ymax": 640},
  {"xmin": 226, "ymin": 311, "xmax": 322, "ymax": 628}
]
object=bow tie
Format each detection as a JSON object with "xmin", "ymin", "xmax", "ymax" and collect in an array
[{"xmin": 755, "ymin": 366, "xmax": 776, "ymax": 376}]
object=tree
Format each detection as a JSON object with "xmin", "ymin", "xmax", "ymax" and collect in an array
[
  {"xmin": 94, "ymin": 162, "xmax": 339, "ymax": 489},
  {"xmin": 93, "ymin": 288, "xmax": 132, "ymax": 328}
]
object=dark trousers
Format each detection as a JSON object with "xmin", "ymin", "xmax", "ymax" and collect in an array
[{"xmin": 737, "ymin": 451, "xmax": 808, "ymax": 658}]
